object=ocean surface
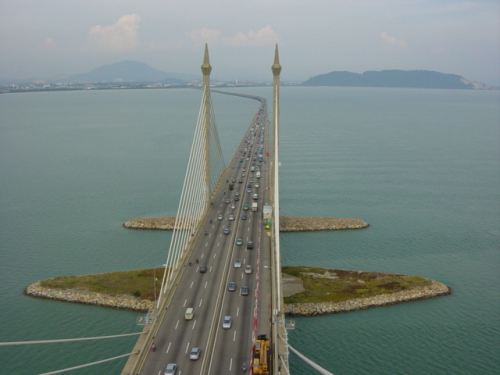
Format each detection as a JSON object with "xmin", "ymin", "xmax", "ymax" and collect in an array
[{"xmin": 0, "ymin": 86, "xmax": 499, "ymax": 374}]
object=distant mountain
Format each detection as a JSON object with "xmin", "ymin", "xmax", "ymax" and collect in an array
[
  {"xmin": 303, "ymin": 70, "xmax": 476, "ymax": 89},
  {"xmin": 68, "ymin": 60, "xmax": 185, "ymax": 83}
]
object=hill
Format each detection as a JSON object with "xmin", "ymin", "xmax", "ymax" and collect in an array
[
  {"xmin": 303, "ymin": 69, "xmax": 475, "ymax": 89},
  {"xmin": 68, "ymin": 60, "xmax": 185, "ymax": 84}
]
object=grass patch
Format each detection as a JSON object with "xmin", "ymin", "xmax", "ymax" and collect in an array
[
  {"xmin": 282, "ymin": 266, "xmax": 431, "ymax": 304},
  {"xmin": 40, "ymin": 268, "xmax": 164, "ymax": 301}
]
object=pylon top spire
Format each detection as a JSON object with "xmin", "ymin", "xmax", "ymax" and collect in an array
[
  {"xmin": 272, "ymin": 44, "xmax": 281, "ymax": 76},
  {"xmin": 201, "ymin": 43, "xmax": 212, "ymax": 76}
]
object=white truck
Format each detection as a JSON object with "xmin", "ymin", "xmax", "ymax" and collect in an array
[
  {"xmin": 256, "ymin": 171, "xmax": 261, "ymax": 179},
  {"xmin": 252, "ymin": 202, "xmax": 258, "ymax": 212}
]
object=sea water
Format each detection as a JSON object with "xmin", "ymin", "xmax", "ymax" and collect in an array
[{"xmin": 0, "ymin": 86, "xmax": 498, "ymax": 374}]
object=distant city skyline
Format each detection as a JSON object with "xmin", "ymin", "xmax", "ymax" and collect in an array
[{"xmin": 1, "ymin": 0, "xmax": 499, "ymax": 85}]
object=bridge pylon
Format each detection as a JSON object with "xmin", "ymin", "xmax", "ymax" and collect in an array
[{"xmin": 157, "ymin": 44, "xmax": 225, "ymax": 307}]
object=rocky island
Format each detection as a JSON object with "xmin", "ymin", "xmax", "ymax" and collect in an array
[
  {"xmin": 123, "ymin": 216, "xmax": 369, "ymax": 232},
  {"xmin": 25, "ymin": 266, "xmax": 449, "ymax": 316}
]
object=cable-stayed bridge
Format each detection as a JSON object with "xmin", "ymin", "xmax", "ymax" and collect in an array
[{"xmin": 122, "ymin": 44, "xmax": 289, "ymax": 375}]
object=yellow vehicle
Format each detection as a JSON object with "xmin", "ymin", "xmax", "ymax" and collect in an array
[{"xmin": 252, "ymin": 334, "xmax": 270, "ymax": 374}]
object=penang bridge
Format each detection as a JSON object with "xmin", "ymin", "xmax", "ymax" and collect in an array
[{"xmin": 0, "ymin": 45, "xmax": 334, "ymax": 375}]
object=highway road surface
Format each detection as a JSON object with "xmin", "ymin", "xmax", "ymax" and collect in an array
[{"xmin": 139, "ymin": 98, "xmax": 272, "ymax": 375}]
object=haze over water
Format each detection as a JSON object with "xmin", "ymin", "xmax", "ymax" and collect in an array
[{"xmin": 0, "ymin": 87, "xmax": 499, "ymax": 374}]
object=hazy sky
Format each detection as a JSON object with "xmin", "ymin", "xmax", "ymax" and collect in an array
[{"xmin": 1, "ymin": 0, "xmax": 499, "ymax": 84}]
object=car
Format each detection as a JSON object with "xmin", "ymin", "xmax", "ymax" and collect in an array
[
  {"xmin": 222, "ymin": 315, "xmax": 232, "ymax": 329},
  {"xmin": 217, "ymin": 214, "xmax": 223, "ymax": 221},
  {"xmin": 238, "ymin": 180, "xmax": 243, "ymax": 184},
  {"xmin": 189, "ymin": 347, "xmax": 201, "ymax": 361},
  {"xmin": 235, "ymin": 238, "xmax": 243, "ymax": 246},
  {"xmin": 223, "ymin": 227, "xmax": 230, "ymax": 235},
  {"xmin": 234, "ymin": 260, "xmax": 242, "ymax": 268},
  {"xmin": 254, "ymin": 183, "xmax": 260, "ymax": 188},
  {"xmin": 240, "ymin": 286, "xmax": 249, "ymax": 296},
  {"xmin": 247, "ymin": 241, "xmax": 254, "ymax": 250},
  {"xmin": 224, "ymin": 199, "xmax": 231, "ymax": 204},
  {"xmin": 164, "ymin": 363, "xmax": 177, "ymax": 375},
  {"xmin": 245, "ymin": 265, "xmax": 252, "ymax": 274},
  {"xmin": 234, "ymin": 196, "xmax": 240, "ymax": 202},
  {"xmin": 242, "ymin": 168, "xmax": 246, "ymax": 172},
  {"xmin": 246, "ymin": 188, "xmax": 252, "ymax": 193},
  {"xmin": 231, "ymin": 204, "xmax": 236, "ymax": 210},
  {"xmin": 228, "ymin": 214, "xmax": 235, "ymax": 221},
  {"xmin": 199, "ymin": 265, "xmax": 207, "ymax": 273},
  {"xmin": 243, "ymin": 204, "xmax": 249, "ymax": 211},
  {"xmin": 228, "ymin": 281, "xmax": 237, "ymax": 292},
  {"xmin": 242, "ymin": 173, "xmax": 246, "ymax": 177},
  {"xmin": 241, "ymin": 214, "xmax": 248, "ymax": 220}
]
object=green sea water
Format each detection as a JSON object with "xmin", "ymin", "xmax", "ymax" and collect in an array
[{"xmin": 0, "ymin": 87, "xmax": 498, "ymax": 374}]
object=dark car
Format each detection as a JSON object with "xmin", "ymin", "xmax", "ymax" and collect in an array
[
  {"xmin": 228, "ymin": 281, "xmax": 237, "ymax": 292},
  {"xmin": 241, "ymin": 214, "xmax": 248, "ymax": 220},
  {"xmin": 246, "ymin": 241, "xmax": 254, "ymax": 250},
  {"xmin": 240, "ymin": 286, "xmax": 249, "ymax": 296},
  {"xmin": 223, "ymin": 227, "xmax": 230, "ymax": 235},
  {"xmin": 199, "ymin": 265, "xmax": 207, "ymax": 273}
]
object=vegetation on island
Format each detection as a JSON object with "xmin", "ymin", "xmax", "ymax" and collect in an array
[
  {"xmin": 39, "ymin": 268, "xmax": 164, "ymax": 301},
  {"xmin": 37, "ymin": 266, "xmax": 432, "ymax": 307},
  {"xmin": 282, "ymin": 266, "xmax": 431, "ymax": 304}
]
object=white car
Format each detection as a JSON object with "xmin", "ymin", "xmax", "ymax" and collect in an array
[
  {"xmin": 222, "ymin": 315, "xmax": 232, "ymax": 329},
  {"xmin": 189, "ymin": 347, "xmax": 201, "ymax": 361},
  {"xmin": 217, "ymin": 214, "xmax": 223, "ymax": 221},
  {"xmin": 228, "ymin": 214, "xmax": 235, "ymax": 221},
  {"xmin": 234, "ymin": 260, "xmax": 242, "ymax": 268},
  {"xmin": 164, "ymin": 363, "xmax": 177, "ymax": 375},
  {"xmin": 245, "ymin": 265, "xmax": 252, "ymax": 274}
]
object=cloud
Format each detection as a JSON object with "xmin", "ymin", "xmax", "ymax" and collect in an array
[
  {"xmin": 224, "ymin": 26, "xmax": 279, "ymax": 47},
  {"xmin": 88, "ymin": 14, "xmax": 140, "ymax": 52},
  {"xmin": 188, "ymin": 27, "xmax": 222, "ymax": 46},
  {"xmin": 380, "ymin": 31, "xmax": 406, "ymax": 48},
  {"xmin": 40, "ymin": 37, "xmax": 56, "ymax": 49},
  {"xmin": 186, "ymin": 26, "xmax": 279, "ymax": 48}
]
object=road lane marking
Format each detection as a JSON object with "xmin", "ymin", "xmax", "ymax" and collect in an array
[
  {"xmin": 175, "ymin": 320, "xmax": 179, "ymax": 330},
  {"xmin": 229, "ymin": 358, "xmax": 233, "ymax": 371},
  {"xmin": 243, "ymin": 258, "xmax": 246, "ymax": 265},
  {"xmin": 190, "ymin": 281, "xmax": 194, "ymax": 288},
  {"xmin": 233, "ymin": 330, "xmax": 237, "ymax": 342},
  {"xmin": 204, "ymin": 280, "xmax": 208, "ymax": 289},
  {"xmin": 210, "ymin": 266, "xmax": 213, "ymax": 273},
  {"xmin": 205, "ymin": 242, "xmax": 208, "ymax": 247},
  {"xmin": 183, "ymin": 299, "xmax": 187, "ymax": 307},
  {"xmin": 213, "ymin": 253, "xmax": 217, "ymax": 259},
  {"xmin": 241, "ymin": 273, "xmax": 243, "ymax": 280},
  {"xmin": 236, "ymin": 307, "xmax": 240, "ymax": 317},
  {"xmin": 201, "ymin": 253, "xmax": 205, "ymax": 259},
  {"xmin": 195, "ymin": 265, "xmax": 199, "ymax": 272},
  {"xmin": 192, "ymin": 319, "xmax": 197, "ymax": 330},
  {"xmin": 185, "ymin": 341, "xmax": 190, "ymax": 354},
  {"xmin": 199, "ymin": 298, "xmax": 203, "ymax": 307},
  {"xmin": 166, "ymin": 342, "xmax": 171, "ymax": 354}
]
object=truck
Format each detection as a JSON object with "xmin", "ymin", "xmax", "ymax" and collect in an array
[
  {"xmin": 252, "ymin": 334, "xmax": 270, "ymax": 374},
  {"xmin": 263, "ymin": 205, "xmax": 272, "ymax": 230},
  {"xmin": 252, "ymin": 202, "xmax": 258, "ymax": 212},
  {"xmin": 256, "ymin": 171, "xmax": 261, "ymax": 179}
]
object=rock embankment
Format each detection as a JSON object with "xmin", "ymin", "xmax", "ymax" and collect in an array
[
  {"xmin": 285, "ymin": 280, "xmax": 450, "ymax": 316},
  {"xmin": 25, "ymin": 282, "xmax": 153, "ymax": 312},
  {"xmin": 123, "ymin": 217, "xmax": 176, "ymax": 230},
  {"xmin": 124, "ymin": 216, "xmax": 369, "ymax": 232},
  {"xmin": 280, "ymin": 216, "xmax": 368, "ymax": 231}
]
